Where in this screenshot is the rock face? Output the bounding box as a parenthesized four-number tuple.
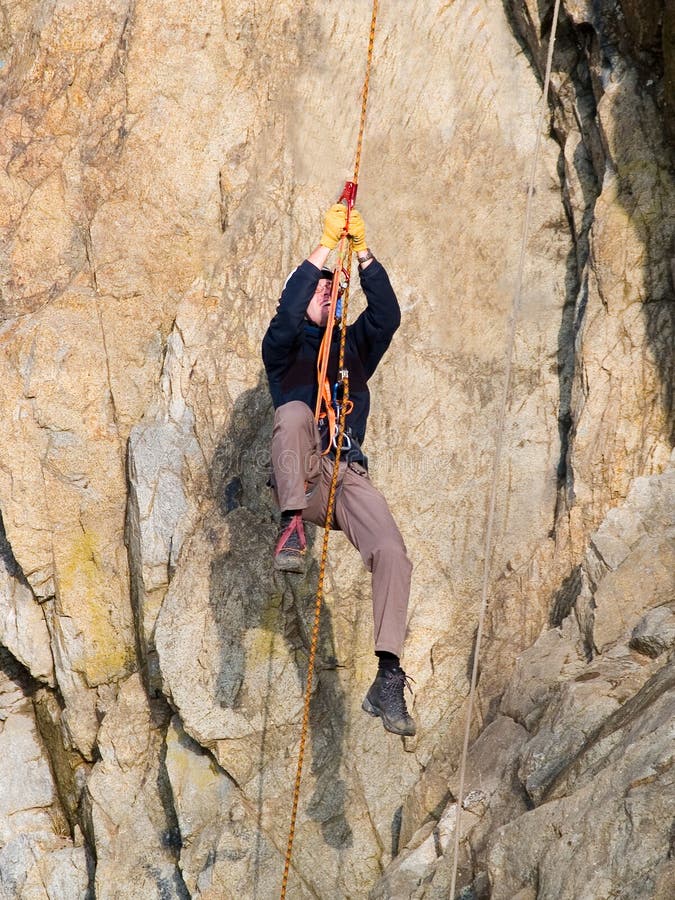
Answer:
(0, 2, 672, 898)
(373, 458, 675, 898)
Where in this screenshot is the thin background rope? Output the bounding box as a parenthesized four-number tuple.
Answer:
(448, 2, 563, 895)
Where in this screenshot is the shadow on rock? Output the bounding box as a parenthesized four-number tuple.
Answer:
(207, 372, 353, 885)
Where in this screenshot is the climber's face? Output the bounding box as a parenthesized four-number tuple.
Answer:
(306, 277, 332, 327)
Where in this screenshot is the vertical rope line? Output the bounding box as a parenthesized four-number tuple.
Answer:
(281, 4, 377, 893)
(448, 3, 562, 897)
(353, 0, 379, 184)
(280, 239, 354, 898)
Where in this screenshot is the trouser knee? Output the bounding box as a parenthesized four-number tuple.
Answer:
(274, 400, 313, 431)
(373, 539, 412, 572)
(271, 402, 319, 507)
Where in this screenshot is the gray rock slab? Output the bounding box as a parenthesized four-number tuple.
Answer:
(593, 534, 675, 653)
(165, 715, 300, 899)
(0, 517, 54, 685)
(85, 674, 187, 900)
(488, 689, 674, 900)
(500, 617, 587, 729)
(630, 604, 675, 658)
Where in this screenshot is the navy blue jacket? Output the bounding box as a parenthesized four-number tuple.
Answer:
(262, 258, 400, 458)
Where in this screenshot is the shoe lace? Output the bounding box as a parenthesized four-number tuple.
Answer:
(382, 668, 415, 717)
(276, 514, 306, 553)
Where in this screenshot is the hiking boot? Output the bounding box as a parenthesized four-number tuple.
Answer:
(273, 512, 306, 573)
(362, 667, 416, 736)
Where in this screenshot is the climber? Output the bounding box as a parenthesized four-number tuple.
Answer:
(261, 203, 416, 737)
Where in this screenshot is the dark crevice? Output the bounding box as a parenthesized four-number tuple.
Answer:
(645, 297, 675, 446)
(77, 784, 98, 898)
(0, 642, 40, 699)
(0, 509, 34, 590)
(391, 805, 403, 858)
(155, 712, 191, 900)
(0, 644, 96, 897)
(33, 688, 96, 899)
(1, 513, 95, 889)
(124, 435, 154, 694)
(504, 1, 604, 525)
(550, 564, 582, 626)
(506, 0, 674, 549)
(32, 688, 90, 830)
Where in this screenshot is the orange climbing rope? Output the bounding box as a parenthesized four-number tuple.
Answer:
(313, 188, 356, 453)
(280, 3, 379, 897)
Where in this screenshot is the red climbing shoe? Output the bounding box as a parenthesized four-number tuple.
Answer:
(362, 667, 416, 736)
(274, 513, 306, 573)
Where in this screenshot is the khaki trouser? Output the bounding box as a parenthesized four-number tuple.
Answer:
(271, 401, 412, 657)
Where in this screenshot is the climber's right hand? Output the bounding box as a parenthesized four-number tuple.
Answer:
(320, 204, 347, 250)
(347, 210, 367, 253)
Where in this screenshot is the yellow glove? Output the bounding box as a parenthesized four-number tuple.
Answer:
(348, 209, 367, 252)
(320, 204, 347, 250)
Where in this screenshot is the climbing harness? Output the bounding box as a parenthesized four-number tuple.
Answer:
(280, 3, 379, 898)
(448, 2, 563, 896)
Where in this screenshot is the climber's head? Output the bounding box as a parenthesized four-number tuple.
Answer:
(306, 267, 334, 327)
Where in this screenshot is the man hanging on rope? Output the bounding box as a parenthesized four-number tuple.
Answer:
(262, 203, 415, 737)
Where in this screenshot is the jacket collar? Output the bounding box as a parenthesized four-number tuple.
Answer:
(303, 320, 341, 346)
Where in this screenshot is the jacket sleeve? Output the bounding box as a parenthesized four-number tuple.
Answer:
(350, 259, 401, 379)
(262, 260, 321, 385)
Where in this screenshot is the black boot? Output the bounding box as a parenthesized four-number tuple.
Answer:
(362, 667, 416, 736)
(273, 512, 306, 573)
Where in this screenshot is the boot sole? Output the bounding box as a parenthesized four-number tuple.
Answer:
(361, 696, 416, 737)
(273, 553, 306, 574)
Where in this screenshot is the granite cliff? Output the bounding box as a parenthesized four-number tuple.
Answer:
(0, 1, 672, 898)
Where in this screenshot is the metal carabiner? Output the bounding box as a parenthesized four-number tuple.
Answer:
(331, 404, 352, 451)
